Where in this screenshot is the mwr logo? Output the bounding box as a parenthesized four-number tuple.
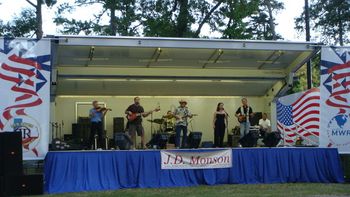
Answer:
(327, 114, 350, 147)
(4, 115, 40, 156)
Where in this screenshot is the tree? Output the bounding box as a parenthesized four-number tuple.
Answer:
(54, 0, 265, 39)
(289, 54, 321, 94)
(0, 9, 37, 38)
(246, 0, 284, 40)
(54, 0, 141, 36)
(208, 0, 260, 39)
(295, 0, 350, 46)
(24, 0, 57, 39)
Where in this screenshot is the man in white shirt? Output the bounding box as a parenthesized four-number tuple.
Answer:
(259, 113, 271, 137)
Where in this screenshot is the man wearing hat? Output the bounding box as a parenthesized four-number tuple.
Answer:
(174, 99, 193, 148)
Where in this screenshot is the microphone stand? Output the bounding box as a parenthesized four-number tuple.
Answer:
(151, 113, 154, 135)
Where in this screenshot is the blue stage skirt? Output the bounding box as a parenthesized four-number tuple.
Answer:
(44, 148, 344, 194)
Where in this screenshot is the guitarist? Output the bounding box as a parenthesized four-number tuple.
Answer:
(125, 97, 154, 149)
(235, 98, 254, 140)
(174, 99, 193, 148)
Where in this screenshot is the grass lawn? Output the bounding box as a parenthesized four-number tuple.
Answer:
(38, 183, 350, 197)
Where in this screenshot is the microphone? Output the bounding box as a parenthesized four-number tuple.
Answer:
(224, 110, 230, 117)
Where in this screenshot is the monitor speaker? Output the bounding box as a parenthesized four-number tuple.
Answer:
(227, 134, 240, 147)
(0, 132, 23, 176)
(147, 133, 168, 149)
(201, 141, 214, 148)
(239, 131, 259, 147)
(263, 132, 281, 147)
(113, 117, 125, 133)
(114, 133, 132, 150)
(188, 132, 202, 148)
(1, 174, 43, 196)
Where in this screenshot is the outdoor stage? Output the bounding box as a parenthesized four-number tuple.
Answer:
(44, 148, 345, 194)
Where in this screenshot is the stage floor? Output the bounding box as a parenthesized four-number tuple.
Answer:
(44, 148, 344, 194)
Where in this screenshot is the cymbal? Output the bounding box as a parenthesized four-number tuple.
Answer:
(163, 114, 175, 119)
(147, 119, 164, 124)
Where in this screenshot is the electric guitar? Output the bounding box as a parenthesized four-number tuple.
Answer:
(237, 112, 255, 123)
(175, 114, 198, 124)
(237, 115, 247, 123)
(127, 107, 160, 121)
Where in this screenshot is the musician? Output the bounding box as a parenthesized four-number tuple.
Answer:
(89, 101, 110, 149)
(213, 102, 228, 147)
(174, 99, 193, 148)
(259, 113, 271, 137)
(125, 97, 153, 149)
(163, 110, 175, 132)
(235, 98, 254, 139)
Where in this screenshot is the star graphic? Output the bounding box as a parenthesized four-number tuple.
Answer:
(323, 73, 333, 94)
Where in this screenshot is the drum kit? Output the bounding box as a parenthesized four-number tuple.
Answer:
(147, 113, 176, 134)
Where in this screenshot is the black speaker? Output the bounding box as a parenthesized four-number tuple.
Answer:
(113, 117, 125, 133)
(2, 174, 43, 196)
(201, 141, 214, 148)
(78, 117, 90, 124)
(250, 112, 262, 126)
(227, 134, 240, 147)
(239, 131, 259, 147)
(147, 133, 168, 149)
(0, 132, 23, 176)
(72, 123, 90, 144)
(188, 132, 202, 148)
(263, 132, 281, 147)
(114, 133, 132, 150)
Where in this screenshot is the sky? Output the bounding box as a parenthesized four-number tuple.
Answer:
(0, 0, 306, 41)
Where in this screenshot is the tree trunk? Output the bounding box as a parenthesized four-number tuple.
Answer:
(109, 0, 117, 36)
(194, 1, 222, 37)
(36, 0, 43, 39)
(176, 0, 189, 37)
(337, 7, 343, 46)
(265, 0, 276, 40)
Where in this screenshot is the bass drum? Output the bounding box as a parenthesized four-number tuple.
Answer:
(163, 118, 175, 133)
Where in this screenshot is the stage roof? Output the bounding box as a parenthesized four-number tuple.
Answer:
(52, 36, 321, 96)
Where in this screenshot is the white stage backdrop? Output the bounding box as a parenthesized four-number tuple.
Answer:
(320, 47, 350, 153)
(0, 38, 51, 160)
(276, 88, 320, 146)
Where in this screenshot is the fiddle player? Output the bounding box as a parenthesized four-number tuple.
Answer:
(89, 100, 111, 149)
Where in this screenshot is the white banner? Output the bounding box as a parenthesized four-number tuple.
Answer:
(320, 47, 350, 153)
(161, 149, 232, 169)
(0, 38, 51, 160)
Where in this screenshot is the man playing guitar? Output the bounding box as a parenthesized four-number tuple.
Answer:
(174, 99, 193, 148)
(235, 98, 254, 140)
(125, 97, 159, 149)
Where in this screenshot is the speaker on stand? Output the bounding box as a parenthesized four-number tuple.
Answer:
(113, 117, 125, 133)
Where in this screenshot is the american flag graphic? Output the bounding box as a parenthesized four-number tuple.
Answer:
(277, 88, 320, 144)
(0, 38, 50, 156)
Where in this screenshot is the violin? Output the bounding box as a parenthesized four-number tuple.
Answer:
(96, 107, 112, 112)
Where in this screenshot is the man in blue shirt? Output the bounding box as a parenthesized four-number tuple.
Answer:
(89, 101, 110, 149)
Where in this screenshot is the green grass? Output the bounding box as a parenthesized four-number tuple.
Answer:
(37, 183, 350, 197)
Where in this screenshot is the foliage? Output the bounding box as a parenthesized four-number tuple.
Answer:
(54, 0, 141, 36)
(295, 0, 350, 46)
(0, 9, 37, 38)
(246, 0, 284, 40)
